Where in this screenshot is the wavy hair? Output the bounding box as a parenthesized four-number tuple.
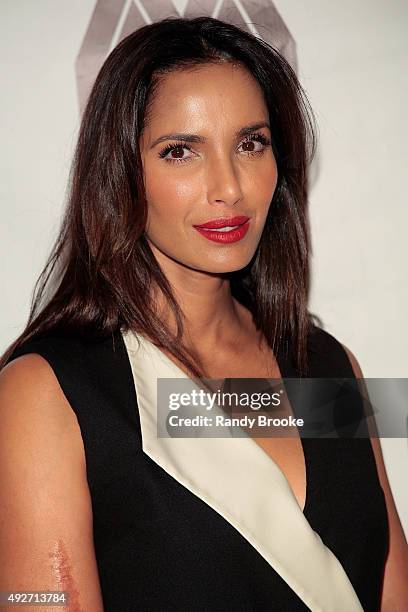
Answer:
(1, 16, 319, 376)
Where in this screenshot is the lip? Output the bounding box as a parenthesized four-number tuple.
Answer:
(193, 215, 249, 229)
(193, 219, 250, 244)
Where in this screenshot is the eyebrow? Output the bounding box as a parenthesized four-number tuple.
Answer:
(149, 121, 271, 149)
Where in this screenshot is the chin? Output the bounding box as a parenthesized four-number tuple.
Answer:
(194, 255, 253, 275)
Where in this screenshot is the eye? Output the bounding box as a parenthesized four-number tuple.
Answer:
(238, 133, 271, 157)
(158, 141, 195, 165)
(158, 132, 272, 165)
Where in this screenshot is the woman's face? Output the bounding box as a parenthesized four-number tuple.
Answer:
(139, 62, 278, 274)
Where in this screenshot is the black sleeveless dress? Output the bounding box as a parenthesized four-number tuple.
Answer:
(6, 325, 389, 611)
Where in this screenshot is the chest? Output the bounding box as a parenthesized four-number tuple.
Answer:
(86, 330, 390, 611)
(198, 342, 308, 511)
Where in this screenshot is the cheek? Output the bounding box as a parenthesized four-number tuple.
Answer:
(246, 158, 278, 209)
(263, 170, 278, 207)
(145, 166, 201, 220)
(266, 158, 279, 200)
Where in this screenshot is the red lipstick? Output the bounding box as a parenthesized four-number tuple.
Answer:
(193, 215, 250, 244)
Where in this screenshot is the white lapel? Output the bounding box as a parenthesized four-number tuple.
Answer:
(122, 329, 363, 612)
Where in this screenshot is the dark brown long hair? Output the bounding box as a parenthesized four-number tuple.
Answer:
(1, 16, 319, 376)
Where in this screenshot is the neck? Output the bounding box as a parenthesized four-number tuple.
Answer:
(148, 241, 252, 354)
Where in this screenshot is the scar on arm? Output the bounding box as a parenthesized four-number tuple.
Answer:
(48, 539, 82, 612)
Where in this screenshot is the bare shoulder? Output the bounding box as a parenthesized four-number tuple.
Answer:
(341, 342, 408, 610)
(0, 353, 86, 457)
(340, 341, 388, 485)
(1, 352, 78, 424)
(340, 344, 364, 378)
(0, 354, 104, 610)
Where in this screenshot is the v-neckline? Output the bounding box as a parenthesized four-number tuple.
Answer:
(121, 328, 363, 611)
(274, 339, 312, 517)
(130, 330, 311, 517)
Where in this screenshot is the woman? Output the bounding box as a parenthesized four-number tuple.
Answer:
(0, 16, 407, 612)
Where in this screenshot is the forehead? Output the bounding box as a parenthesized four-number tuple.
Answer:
(144, 62, 268, 133)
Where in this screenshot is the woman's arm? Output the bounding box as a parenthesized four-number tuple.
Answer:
(0, 354, 104, 612)
(343, 345, 408, 611)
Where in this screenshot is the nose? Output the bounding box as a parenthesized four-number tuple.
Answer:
(206, 153, 244, 207)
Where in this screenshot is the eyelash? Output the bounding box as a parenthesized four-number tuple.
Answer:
(158, 133, 272, 165)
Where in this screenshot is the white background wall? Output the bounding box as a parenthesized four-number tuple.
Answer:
(1, 1, 407, 532)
